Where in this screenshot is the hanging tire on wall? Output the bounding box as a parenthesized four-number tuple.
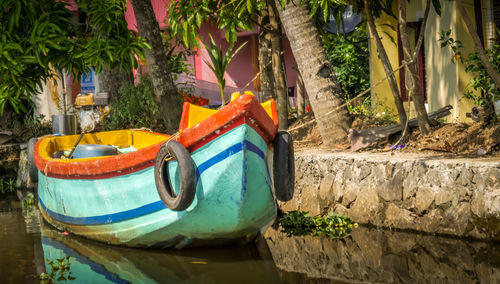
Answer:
(27, 138, 38, 183)
(154, 140, 196, 211)
(273, 131, 295, 201)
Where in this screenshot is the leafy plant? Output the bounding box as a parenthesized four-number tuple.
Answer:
(0, 0, 148, 116)
(0, 178, 16, 195)
(168, 0, 257, 48)
(25, 114, 52, 138)
(22, 193, 34, 210)
(322, 24, 370, 101)
(438, 30, 464, 63)
(439, 30, 500, 111)
(103, 78, 160, 130)
(201, 34, 247, 105)
(39, 256, 75, 283)
(279, 211, 358, 238)
(347, 97, 397, 125)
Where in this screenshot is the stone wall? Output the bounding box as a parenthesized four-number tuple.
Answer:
(280, 150, 500, 240)
(0, 144, 21, 177)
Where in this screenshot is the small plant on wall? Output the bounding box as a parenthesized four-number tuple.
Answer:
(279, 211, 358, 238)
(0, 177, 16, 195)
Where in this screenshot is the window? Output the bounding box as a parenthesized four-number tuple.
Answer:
(397, 21, 427, 102)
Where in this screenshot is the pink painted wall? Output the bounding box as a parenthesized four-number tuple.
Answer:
(124, 0, 299, 101)
(196, 23, 255, 90)
(124, 0, 170, 31)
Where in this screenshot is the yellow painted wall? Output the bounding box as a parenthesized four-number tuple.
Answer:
(369, 2, 400, 120)
(369, 0, 485, 123)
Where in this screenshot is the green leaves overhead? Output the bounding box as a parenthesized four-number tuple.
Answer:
(0, 0, 149, 116)
(74, 0, 149, 73)
(168, 0, 261, 48)
(0, 0, 73, 115)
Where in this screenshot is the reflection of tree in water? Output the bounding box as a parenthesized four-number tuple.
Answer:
(264, 226, 500, 283)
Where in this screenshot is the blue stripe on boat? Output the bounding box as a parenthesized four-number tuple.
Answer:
(39, 139, 266, 225)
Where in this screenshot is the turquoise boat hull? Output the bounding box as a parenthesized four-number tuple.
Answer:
(37, 124, 277, 248)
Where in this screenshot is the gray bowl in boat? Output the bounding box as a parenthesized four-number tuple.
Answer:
(72, 144, 119, 159)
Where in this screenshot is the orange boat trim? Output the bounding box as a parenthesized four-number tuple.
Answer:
(35, 94, 278, 179)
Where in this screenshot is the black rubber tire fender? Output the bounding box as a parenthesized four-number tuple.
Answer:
(273, 131, 295, 201)
(27, 138, 38, 183)
(154, 140, 196, 211)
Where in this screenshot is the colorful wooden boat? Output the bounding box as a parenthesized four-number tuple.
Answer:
(34, 93, 294, 248)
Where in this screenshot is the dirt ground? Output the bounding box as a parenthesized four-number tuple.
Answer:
(289, 113, 500, 157)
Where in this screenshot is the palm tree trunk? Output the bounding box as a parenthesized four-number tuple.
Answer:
(275, 0, 351, 146)
(364, 0, 407, 126)
(131, 0, 181, 132)
(258, 4, 275, 102)
(269, 1, 288, 129)
(399, 0, 430, 134)
(296, 68, 305, 117)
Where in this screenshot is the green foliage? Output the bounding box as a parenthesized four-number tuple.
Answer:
(279, 211, 358, 238)
(0, 178, 16, 195)
(201, 34, 247, 104)
(24, 114, 53, 138)
(438, 30, 464, 63)
(161, 26, 196, 78)
(22, 193, 34, 210)
(0, 0, 148, 116)
(10, 113, 52, 142)
(0, 0, 73, 115)
(439, 30, 500, 106)
(168, 0, 259, 48)
(348, 97, 397, 124)
(39, 256, 76, 283)
(74, 0, 149, 74)
(322, 25, 370, 100)
(103, 78, 160, 130)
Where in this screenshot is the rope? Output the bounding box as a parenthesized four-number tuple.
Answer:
(0, 159, 20, 163)
(163, 138, 175, 162)
(394, 61, 414, 146)
(288, 59, 413, 132)
(239, 51, 285, 93)
(43, 160, 53, 199)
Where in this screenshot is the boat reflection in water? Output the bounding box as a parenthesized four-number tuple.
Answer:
(40, 222, 281, 283)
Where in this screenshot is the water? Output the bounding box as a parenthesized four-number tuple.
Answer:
(1, 200, 500, 283)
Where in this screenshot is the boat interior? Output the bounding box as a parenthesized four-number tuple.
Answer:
(37, 92, 277, 161)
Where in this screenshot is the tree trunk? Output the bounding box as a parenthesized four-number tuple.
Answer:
(456, 0, 498, 123)
(399, 0, 430, 134)
(275, 0, 351, 146)
(98, 67, 132, 99)
(296, 68, 305, 117)
(131, 0, 181, 132)
(258, 4, 275, 102)
(364, 0, 407, 126)
(269, 1, 288, 130)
